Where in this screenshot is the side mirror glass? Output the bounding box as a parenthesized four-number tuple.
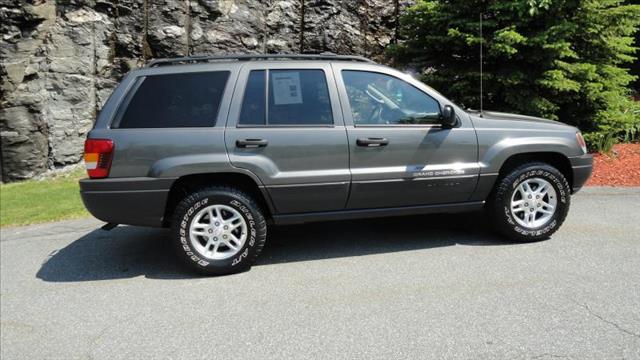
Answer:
(441, 105, 457, 128)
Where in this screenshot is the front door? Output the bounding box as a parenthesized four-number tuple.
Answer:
(225, 62, 350, 214)
(333, 65, 479, 209)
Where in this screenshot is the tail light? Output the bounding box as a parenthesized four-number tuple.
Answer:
(576, 132, 587, 154)
(84, 139, 114, 178)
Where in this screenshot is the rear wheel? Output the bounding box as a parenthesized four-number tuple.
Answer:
(488, 162, 571, 242)
(171, 186, 267, 275)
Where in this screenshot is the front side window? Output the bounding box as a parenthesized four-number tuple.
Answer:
(342, 70, 441, 125)
(238, 69, 333, 126)
(117, 71, 229, 128)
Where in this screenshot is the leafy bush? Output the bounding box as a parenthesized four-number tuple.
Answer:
(584, 132, 618, 153)
(389, 0, 640, 151)
(585, 97, 640, 152)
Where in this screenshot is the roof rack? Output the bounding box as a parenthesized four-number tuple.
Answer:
(146, 53, 376, 67)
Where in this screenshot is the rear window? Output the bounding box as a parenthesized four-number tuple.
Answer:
(116, 71, 230, 128)
(238, 69, 333, 126)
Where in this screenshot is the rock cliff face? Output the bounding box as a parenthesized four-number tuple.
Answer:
(0, 0, 406, 182)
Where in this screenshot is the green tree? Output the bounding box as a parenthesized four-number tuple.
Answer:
(630, 0, 640, 96)
(389, 0, 640, 149)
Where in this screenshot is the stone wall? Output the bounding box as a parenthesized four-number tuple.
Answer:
(0, 0, 406, 182)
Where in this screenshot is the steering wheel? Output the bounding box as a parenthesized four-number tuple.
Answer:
(365, 89, 386, 124)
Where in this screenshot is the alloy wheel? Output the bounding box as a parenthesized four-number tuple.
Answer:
(510, 178, 558, 229)
(189, 204, 248, 260)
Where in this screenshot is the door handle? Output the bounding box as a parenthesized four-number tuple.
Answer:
(356, 137, 389, 147)
(236, 139, 268, 148)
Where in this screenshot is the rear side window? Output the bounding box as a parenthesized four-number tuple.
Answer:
(239, 70, 266, 125)
(116, 71, 230, 128)
(238, 69, 333, 126)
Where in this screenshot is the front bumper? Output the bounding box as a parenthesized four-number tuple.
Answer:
(79, 177, 175, 227)
(569, 154, 593, 193)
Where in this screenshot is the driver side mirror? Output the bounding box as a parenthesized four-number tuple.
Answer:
(441, 105, 457, 128)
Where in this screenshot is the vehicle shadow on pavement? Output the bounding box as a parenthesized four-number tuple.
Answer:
(37, 212, 516, 282)
(259, 212, 512, 265)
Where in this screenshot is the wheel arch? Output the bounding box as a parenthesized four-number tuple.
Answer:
(497, 152, 573, 190)
(478, 134, 578, 192)
(473, 151, 575, 202)
(162, 172, 275, 227)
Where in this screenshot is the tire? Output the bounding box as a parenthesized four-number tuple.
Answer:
(171, 186, 267, 275)
(488, 162, 571, 242)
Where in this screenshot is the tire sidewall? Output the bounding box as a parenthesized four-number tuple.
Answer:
(174, 192, 263, 272)
(500, 166, 570, 239)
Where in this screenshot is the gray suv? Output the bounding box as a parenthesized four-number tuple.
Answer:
(80, 54, 593, 275)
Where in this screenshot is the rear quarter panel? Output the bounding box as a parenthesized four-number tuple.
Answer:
(81, 64, 253, 227)
(91, 63, 243, 179)
(90, 128, 231, 178)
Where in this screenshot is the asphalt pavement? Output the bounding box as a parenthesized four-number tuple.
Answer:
(1, 187, 639, 359)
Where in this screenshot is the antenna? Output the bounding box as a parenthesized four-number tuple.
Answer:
(479, 13, 484, 117)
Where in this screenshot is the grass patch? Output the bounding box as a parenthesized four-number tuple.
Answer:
(0, 169, 89, 227)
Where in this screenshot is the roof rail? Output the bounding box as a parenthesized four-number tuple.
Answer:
(146, 53, 376, 67)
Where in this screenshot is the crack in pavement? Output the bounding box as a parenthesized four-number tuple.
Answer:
(531, 353, 571, 359)
(570, 299, 640, 339)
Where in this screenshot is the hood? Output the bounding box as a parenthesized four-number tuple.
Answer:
(466, 109, 562, 126)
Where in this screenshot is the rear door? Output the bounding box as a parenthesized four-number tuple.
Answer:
(333, 63, 479, 209)
(225, 62, 350, 214)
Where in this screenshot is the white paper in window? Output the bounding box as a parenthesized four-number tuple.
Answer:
(271, 72, 303, 105)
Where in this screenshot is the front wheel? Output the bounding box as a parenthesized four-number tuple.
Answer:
(171, 186, 267, 275)
(488, 162, 571, 242)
